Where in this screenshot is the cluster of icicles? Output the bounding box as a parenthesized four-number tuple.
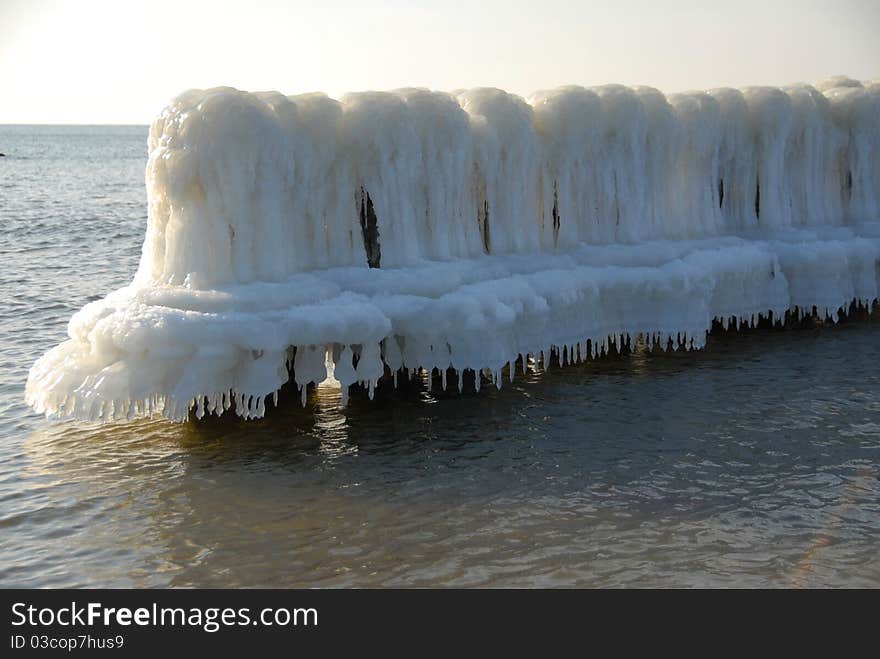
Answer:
(26, 76, 880, 422)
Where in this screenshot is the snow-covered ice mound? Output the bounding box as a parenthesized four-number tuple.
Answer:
(26, 79, 880, 422)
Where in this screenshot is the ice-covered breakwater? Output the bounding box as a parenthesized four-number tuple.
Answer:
(26, 77, 880, 422)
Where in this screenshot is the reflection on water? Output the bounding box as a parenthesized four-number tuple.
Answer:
(5, 321, 880, 588)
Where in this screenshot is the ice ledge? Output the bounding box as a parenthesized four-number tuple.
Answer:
(25, 228, 880, 423)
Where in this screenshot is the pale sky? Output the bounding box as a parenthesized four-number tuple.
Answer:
(1, 0, 877, 124)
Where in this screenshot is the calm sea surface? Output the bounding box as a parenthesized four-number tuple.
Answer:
(0, 125, 878, 587)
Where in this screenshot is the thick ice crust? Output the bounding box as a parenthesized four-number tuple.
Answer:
(26, 78, 880, 422)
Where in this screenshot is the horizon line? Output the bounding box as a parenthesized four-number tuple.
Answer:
(0, 122, 150, 127)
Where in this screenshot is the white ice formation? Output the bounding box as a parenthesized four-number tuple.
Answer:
(26, 78, 880, 422)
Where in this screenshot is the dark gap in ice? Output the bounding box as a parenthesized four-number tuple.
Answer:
(478, 198, 491, 254)
(552, 180, 560, 246)
(754, 180, 761, 219)
(613, 171, 621, 226)
(358, 187, 381, 268)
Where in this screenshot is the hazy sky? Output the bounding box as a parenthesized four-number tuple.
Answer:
(1, 0, 877, 124)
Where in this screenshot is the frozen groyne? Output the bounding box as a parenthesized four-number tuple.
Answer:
(26, 78, 880, 422)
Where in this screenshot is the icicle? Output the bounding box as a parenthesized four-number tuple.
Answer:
(333, 345, 357, 406)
